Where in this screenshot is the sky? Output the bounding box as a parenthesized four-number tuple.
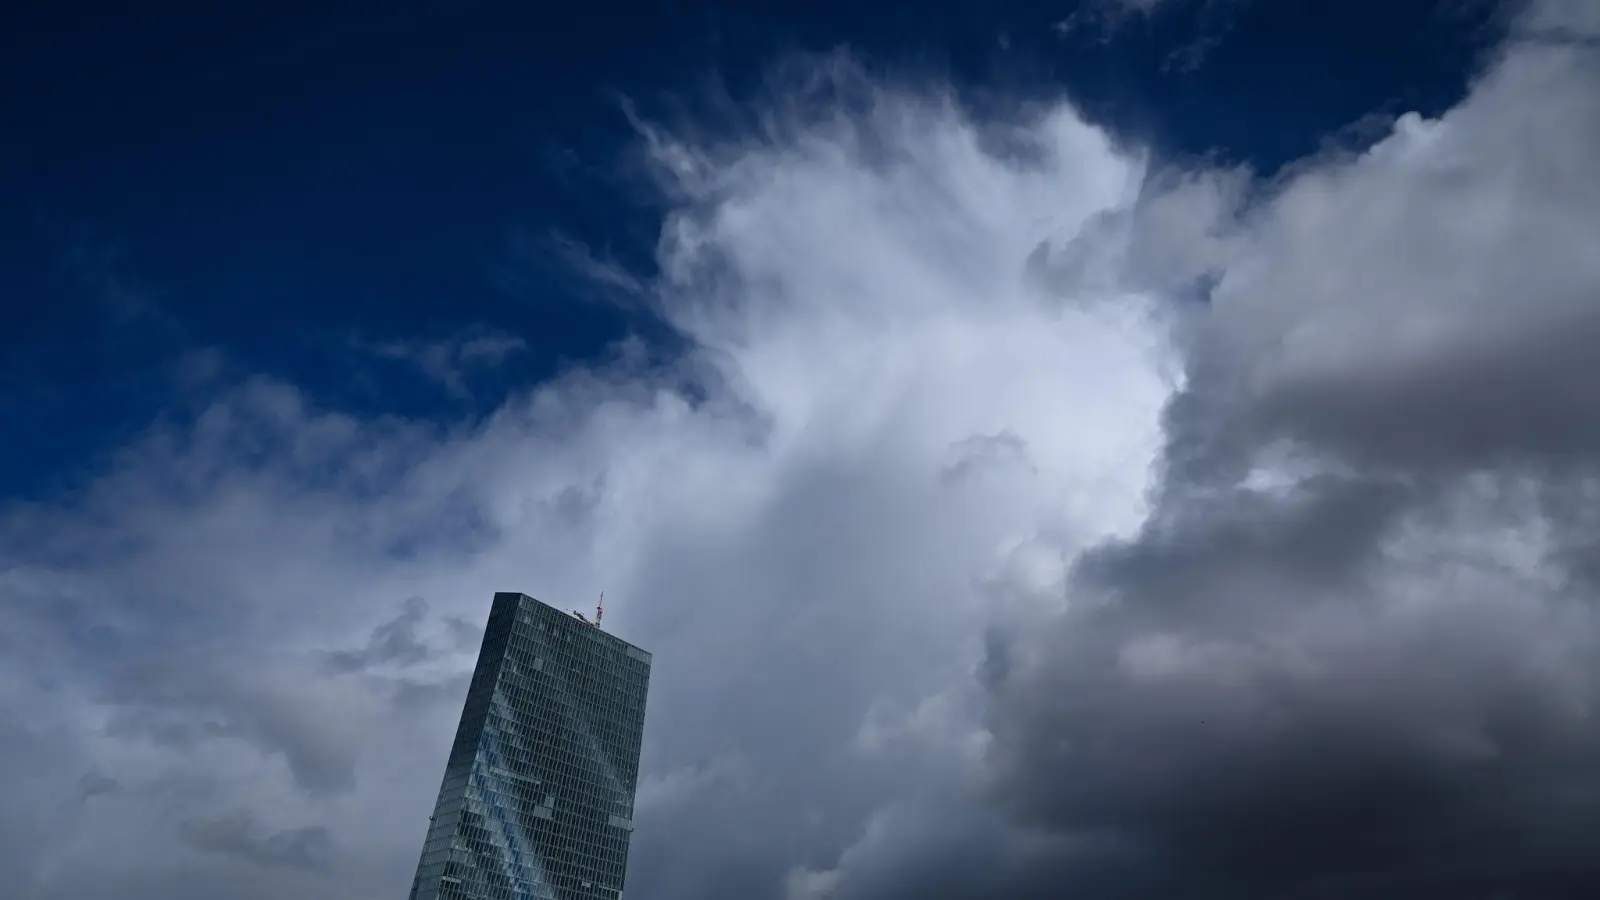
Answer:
(3, 0, 1599, 898)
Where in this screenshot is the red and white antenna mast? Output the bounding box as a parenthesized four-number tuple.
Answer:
(595, 591, 605, 629)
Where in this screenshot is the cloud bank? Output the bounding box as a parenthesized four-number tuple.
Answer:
(3, 3, 1599, 898)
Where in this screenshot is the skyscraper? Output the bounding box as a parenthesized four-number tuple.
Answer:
(407, 592, 652, 900)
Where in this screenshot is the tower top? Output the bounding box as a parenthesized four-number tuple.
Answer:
(572, 591, 604, 629)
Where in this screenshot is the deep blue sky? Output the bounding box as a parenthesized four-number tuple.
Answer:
(2, 0, 1503, 501)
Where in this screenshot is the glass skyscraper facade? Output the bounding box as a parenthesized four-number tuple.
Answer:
(407, 592, 652, 900)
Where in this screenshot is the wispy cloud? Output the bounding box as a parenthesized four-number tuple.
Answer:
(496, 228, 653, 311)
(350, 326, 527, 400)
(1055, 0, 1248, 71)
(1055, 0, 1180, 38)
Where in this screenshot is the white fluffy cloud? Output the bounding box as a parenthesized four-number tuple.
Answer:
(1, 62, 1175, 900)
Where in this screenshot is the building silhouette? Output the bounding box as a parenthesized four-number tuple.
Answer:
(407, 592, 652, 900)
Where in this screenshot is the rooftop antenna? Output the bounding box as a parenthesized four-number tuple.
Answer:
(572, 592, 604, 628)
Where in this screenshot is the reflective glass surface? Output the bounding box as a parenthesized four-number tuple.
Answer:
(407, 593, 652, 900)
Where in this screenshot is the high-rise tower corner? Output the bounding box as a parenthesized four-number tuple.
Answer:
(407, 592, 652, 900)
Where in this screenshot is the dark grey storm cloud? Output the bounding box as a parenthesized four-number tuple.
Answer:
(325, 596, 434, 673)
(76, 770, 122, 803)
(948, 4, 1600, 898)
(180, 812, 335, 874)
(2, 3, 1598, 899)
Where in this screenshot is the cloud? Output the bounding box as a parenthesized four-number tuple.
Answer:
(352, 326, 527, 399)
(179, 811, 335, 874)
(1058, 0, 1173, 29)
(99, 654, 369, 795)
(1054, 0, 1208, 35)
(940, 430, 1036, 484)
(499, 229, 653, 308)
(2, 3, 1598, 898)
(1055, 0, 1247, 71)
(324, 596, 437, 673)
(636, 751, 754, 812)
(785, 864, 842, 900)
(0, 59, 1169, 898)
(963, 3, 1600, 897)
(77, 770, 122, 803)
